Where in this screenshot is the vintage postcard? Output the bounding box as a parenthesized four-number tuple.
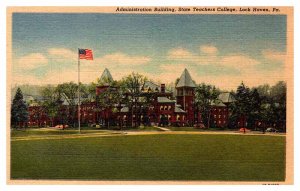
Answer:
(6, 6, 293, 184)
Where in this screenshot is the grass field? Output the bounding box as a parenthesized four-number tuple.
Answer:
(11, 133, 285, 181)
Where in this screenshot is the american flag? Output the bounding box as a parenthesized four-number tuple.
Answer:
(79, 49, 93, 60)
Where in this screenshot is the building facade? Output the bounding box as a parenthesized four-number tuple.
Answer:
(26, 68, 233, 128)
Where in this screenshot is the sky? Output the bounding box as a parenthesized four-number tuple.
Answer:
(11, 13, 287, 90)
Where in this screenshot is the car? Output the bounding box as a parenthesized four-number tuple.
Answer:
(239, 128, 251, 132)
(54, 124, 69, 129)
(266, 128, 278, 132)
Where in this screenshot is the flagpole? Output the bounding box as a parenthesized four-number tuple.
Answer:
(78, 48, 81, 133)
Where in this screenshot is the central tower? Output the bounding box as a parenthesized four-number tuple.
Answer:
(176, 69, 196, 125)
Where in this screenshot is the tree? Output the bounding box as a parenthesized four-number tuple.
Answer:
(231, 82, 262, 130)
(255, 81, 286, 132)
(56, 82, 78, 126)
(195, 83, 220, 128)
(96, 80, 122, 129)
(268, 81, 286, 131)
(86, 82, 97, 102)
(248, 88, 261, 128)
(120, 72, 147, 127)
(41, 85, 60, 127)
(11, 88, 29, 128)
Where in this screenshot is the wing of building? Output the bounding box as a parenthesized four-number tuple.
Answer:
(24, 68, 234, 128)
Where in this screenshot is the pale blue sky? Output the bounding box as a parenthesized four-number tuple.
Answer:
(12, 13, 287, 90)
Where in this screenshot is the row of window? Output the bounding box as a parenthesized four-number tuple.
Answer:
(82, 106, 95, 110)
(213, 114, 227, 119)
(214, 120, 227, 125)
(160, 105, 172, 111)
(121, 114, 185, 121)
(212, 108, 227, 112)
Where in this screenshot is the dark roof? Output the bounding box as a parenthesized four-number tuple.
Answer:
(142, 81, 171, 93)
(218, 92, 235, 103)
(176, 68, 196, 88)
(120, 107, 129, 113)
(157, 97, 175, 103)
(175, 106, 186, 113)
(100, 68, 113, 82)
(210, 100, 226, 107)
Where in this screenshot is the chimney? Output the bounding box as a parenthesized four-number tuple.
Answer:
(161, 84, 165, 93)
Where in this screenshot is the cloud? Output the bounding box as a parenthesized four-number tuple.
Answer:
(48, 48, 77, 61)
(167, 48, 217, 64)
(262, 50, 286, 63)
(220, 54, 260, 69)
(167, 48, 195, 60)
(200, 45, 218, 55)
(155, 63, 198, 83)
(167, 46, 259, 72)
(12, 46, 287, 91)
(12, 68, 98, 85)
(17, 53, 48, 70)
(94, 52, 151, 65)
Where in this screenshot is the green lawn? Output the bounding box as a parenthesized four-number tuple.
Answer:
(11, 126, 162, 137)
(10, 129, 108, 137)
(11, 134, 285, 181)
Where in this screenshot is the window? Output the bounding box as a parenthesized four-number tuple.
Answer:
(164, 106, 168, 110)
(219, 115, 221, 119)
(168, 105, 171, 110)
(177, 114, 180, 120)
(214, 115, 217, 118)
(218, 120, 221, 124)
(160, 106, 163, 110)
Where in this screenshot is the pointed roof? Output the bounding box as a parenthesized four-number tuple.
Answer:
(218, 92, 235, 104)
(176, 68, 196, 88)
(100, 68, 113, 82)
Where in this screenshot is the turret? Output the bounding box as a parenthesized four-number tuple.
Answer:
(176, 69, 196, 124)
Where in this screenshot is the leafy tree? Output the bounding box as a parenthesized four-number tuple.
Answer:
(230, 82, 262, 130)
(254, 81, 286, 131)
(96, 80, 122, 129)
(41, 85, 60, 127)
(247, 88, 261, 128)
(120, 72, 147, 127)
(195, 83, 220, 128)
(269, 81, 286, 131)
(56, 82, 78, 125)
(86, 82, 97, 102)
(11, 88, 29, 128)
(230, 82, 252, 129)
(31, 106, 44, 127)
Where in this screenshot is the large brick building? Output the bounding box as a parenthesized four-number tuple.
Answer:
(25, 68, 234, 128)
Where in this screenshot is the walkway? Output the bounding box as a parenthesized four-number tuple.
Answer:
(11, 129, 286, 142)
(155, 126, 171, 131)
